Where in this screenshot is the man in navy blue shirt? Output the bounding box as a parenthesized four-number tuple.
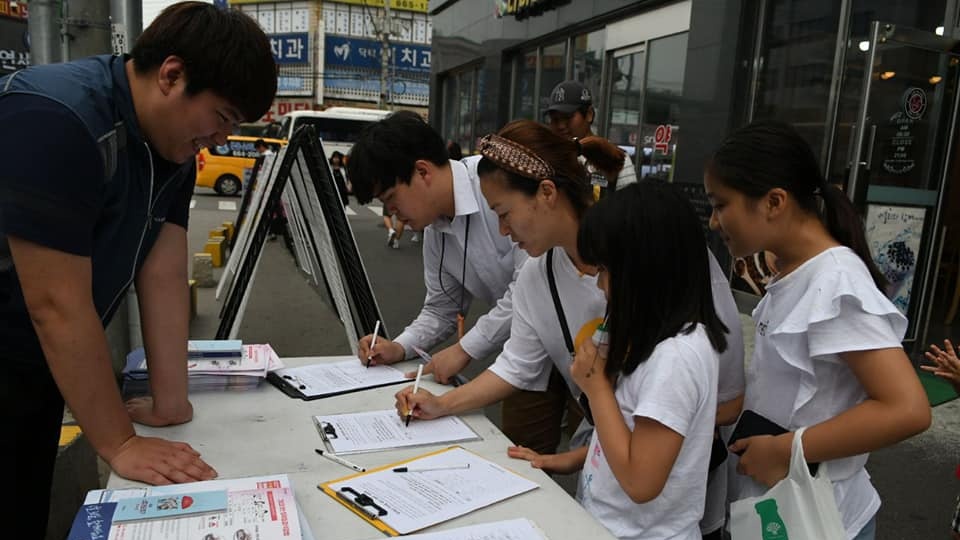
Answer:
(0, 2, 276, 535)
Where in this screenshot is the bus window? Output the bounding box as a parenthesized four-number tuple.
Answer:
(291, 117, 372, 143)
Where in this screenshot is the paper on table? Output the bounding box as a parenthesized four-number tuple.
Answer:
(314, 410, 480, 454)
(325, 447, 538, 535)
(273, 358, 407, 398)
(386, 519, 549, 540)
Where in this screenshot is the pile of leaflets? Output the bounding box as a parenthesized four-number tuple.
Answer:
(68, 474, 309, 540)
(122, 341, 283, 397)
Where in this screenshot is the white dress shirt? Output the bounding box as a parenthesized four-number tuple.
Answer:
(393, 156, 528, 361)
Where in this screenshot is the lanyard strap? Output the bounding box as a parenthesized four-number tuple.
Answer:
(546, 248, 575, 354)
(439, 214, 471, 318)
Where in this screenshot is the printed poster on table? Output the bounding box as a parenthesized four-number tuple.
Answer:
(864, 204, 926, 321)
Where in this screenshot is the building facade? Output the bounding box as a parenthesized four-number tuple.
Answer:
(428, 0, 960, 357)
(232, 0, 432, 125)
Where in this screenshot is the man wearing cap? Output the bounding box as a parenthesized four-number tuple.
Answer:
(544, 80, 637, 197)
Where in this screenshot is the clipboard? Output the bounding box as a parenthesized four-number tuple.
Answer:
(314, 410, 482, 455)
(317, 446, 539, 536)
(266, 360, 411, 400)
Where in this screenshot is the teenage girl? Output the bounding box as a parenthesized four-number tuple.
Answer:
(705, 121, 930, 539)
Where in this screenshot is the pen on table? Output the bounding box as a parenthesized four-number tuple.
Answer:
(315, 448, 366, 472)
(366, 320, 381, 368)
(392, 464, 471, 473)
(405, 363, 424, 427)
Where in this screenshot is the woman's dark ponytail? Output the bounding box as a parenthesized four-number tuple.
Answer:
(820, 183, 888, 291)
(707, 121, 887, 292)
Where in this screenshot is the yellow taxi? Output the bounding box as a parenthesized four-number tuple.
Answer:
(195, 136, 284, 196)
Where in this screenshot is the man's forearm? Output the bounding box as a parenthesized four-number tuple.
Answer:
(34, 307, 136, 462)
(136, 272, 190, 420)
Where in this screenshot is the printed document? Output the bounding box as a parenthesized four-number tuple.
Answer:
(272, 357, 407, 398)
(314, 409, 479, 454)
(324, 447, 538, 535)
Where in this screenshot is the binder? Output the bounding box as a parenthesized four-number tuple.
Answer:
(318, 446, 539, 536)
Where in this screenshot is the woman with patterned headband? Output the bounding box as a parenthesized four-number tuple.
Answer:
(395, 119, 623, 457)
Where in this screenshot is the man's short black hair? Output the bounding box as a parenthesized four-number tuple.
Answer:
(254, 138, 267, 148)
(131, 1, 277, 122)
(346, 110, 448, 204)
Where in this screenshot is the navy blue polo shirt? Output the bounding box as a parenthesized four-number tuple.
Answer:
(0, 93, 194, 364)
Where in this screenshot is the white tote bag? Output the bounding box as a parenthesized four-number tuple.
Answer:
(729, 427, 847, 540)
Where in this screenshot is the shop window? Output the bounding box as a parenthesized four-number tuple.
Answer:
(457, 69, 475, 153)
(751, 0, 842, 162)
(513, 50, 537, 120)
(826, 0, 947, 184)
(539, 42, 568, 119)
(572, 29, 605, 115)
(607, 46, 645, 168)
(639, 32, 686, 182)
(442, 75, 457, 145)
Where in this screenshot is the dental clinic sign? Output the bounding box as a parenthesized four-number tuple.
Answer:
(324, 36, 431, 73)
(270, 33, 309, 64)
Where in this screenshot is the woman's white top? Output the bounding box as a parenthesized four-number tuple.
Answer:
(732, 246, 907, 538)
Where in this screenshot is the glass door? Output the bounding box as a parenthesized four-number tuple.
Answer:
(847, 21, 960, 348)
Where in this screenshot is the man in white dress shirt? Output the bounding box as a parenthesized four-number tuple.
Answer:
(347, 111, 527, 384)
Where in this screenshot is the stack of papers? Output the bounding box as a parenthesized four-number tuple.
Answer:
(122, 342, 284, 397)
(69, 474, 308, 540)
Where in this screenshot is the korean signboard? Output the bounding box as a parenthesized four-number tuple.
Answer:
(270, 33, 309, 64)
(324, 35, 431, 73)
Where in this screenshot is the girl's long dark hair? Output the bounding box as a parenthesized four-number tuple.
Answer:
(706, 121, 887, 292)
(578, 183, 728, 377)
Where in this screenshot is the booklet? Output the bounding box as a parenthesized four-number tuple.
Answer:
(314, 409, 480, 454)
(75, 475, 303, 540)
(112, 490, 228, 521)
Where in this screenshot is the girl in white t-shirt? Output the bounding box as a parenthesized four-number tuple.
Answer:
(704, 121, 931, 540)
(511, 182, 729, 540)
(394, 120, 626, 452)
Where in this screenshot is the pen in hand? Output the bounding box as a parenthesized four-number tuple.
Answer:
(406, 363, 423, 427)
(367, 320, 381, 368)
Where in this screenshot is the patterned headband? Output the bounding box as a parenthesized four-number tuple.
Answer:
(478, 133, 555, 180)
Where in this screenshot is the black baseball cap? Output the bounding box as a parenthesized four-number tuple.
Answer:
(545, 80, 593, 114)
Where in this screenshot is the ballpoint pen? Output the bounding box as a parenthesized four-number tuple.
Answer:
(366, 320, 381, 368)
(405, 363, 423, 427)
(392, 464, 471, 473)
(315, 448, 366, 472)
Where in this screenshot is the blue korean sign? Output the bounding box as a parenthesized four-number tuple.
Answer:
(271, 33, 309, 64)
(324, 36, 431, 73)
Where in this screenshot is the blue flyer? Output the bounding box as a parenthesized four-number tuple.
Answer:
(111, 490, 228, 522)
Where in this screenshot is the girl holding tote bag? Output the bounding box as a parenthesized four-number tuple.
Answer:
(704, 121, 931, 539)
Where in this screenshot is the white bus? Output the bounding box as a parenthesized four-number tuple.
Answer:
(278, 107, 391, 159)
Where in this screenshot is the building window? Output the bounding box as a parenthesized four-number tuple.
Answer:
(440, 65, 483, 154)
(572, 28, 605, 115)
(512, 50, 537, 120)
(607, 45, 645, 167)
(539, 41, 568, 119)
(750, 0, 843, 163)
(640, 32, 686, 181)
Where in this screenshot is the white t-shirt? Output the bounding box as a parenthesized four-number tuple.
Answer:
(578, 325, 720, 540)
(701, 250, 746, 534)
(488, 248, 606, 397)
(730, 246, 907, 538)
